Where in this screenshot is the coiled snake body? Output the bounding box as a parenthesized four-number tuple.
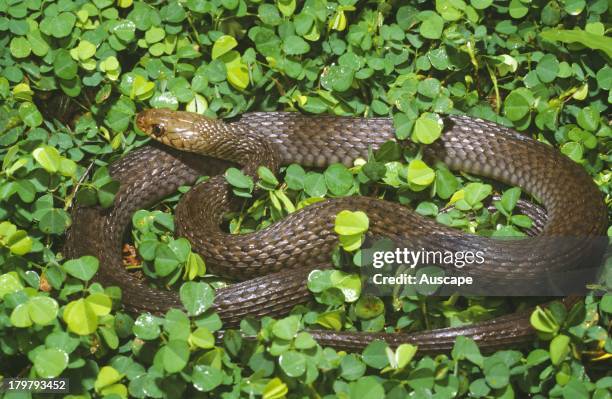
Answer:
(65, 110, 607, 354)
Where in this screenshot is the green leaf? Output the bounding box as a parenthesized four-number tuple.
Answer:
(145, 27, 165, 44)
(536, 54, 559, 83)
(10, 303, 32, 327)
(435, 167, 458, 199)
(307, 269, 333, 293)
(561, 141, 583, 162)
(59, 158, 77, 177)
(212, 35, 238, 59)
(335, 210, 369, 236)
(100, 327, 119, 350)
(100, 56, 120, 72)
(225, 167, 254, 189)
(155, 244, 181, 276)
(304, 172, 327, 197)
(95, 366, 123, 393)
(189, 327, 215, 349)
(500, 187, 521, 213)
(407, 159, 435, 186)
(452, 336, 484, 366)
(34, 348, 68, 378)
(484, 360, 510, 389)
(279, 351, 306, 377)
(341, 354, 366, 380)
(322, 65, 354, 92)
(130, 75, 155, 100)
(63, 298, 98, 335)
(418, 78, 441, 98)
(6, 229, 33, 255)
(28, 296, 59, 325)
(469, 378, 491, 397)
(283, 35, 310, 55)
(330, 270, 361, 303)
(272, 315, 300, 340)
(113, 19, 136, 42)
(394, 112, 414, 140)
(464, 183, 492, 206)
(407, 367, 435, 390)
(53, 49, 78, 80)
(563, 0, 586, 14)
(38, 208, 71, 234)
(74, 40, 97, 60)
(562, 378, 589, 399)
(180, 282, 214, 316)
(363, 160, 386, 181)
(550, 334, 571, 365)
(596, 66, 611, 90)
(164, 309, 190, 341)
(395, 344, 418, 369)
(508, 0, 528, 18)
(185, 251, 206, 280)
(33, 145, 61, 173)
(0, 273, 23, 298)
(285, 164, 306, 190)
(419, 12, 444, 39)
(413, 113, 442, 144)
(511, 214, 533, 228)
(63, 256, 99, 281)
(504, 90, 531, 121)
(576, 106, 600, 132)
(258, 4, 282, 25)
(530, 306, 560, 334)
(339, 233, 364, 252)
(471, 0, 493, 9)
(162, 340, 190, 373)
(600, 294, 612, 313)
(186, 94, 209, 114)
(526, 349, 550, 366)
(277, 0, 296, 17)
(262, 377, 288, 399)
(350, 376, 385, 399)
(85, 293, 112, 317)
(324, 164, 353, 195)
(134, 313, 161, 340)
(315, 310, 343, 330)
(27, 29, 49, 56)
(362, 340, 390, 369)
(355, 295, 385, 319)
(40, 12, 76, 38)
(294, 332, 317, 349)
(192, 365, 223, 392)
(540, 28, 612, 58)
(223, 51, 250, 90)
(10, 36, 31, 58)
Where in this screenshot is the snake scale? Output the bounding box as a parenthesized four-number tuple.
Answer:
(64, 109, 607, 354)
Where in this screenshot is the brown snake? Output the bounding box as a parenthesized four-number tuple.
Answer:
(64, 109, 607, 354)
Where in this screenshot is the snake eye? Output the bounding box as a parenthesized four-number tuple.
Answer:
(151, 124, 165, 137)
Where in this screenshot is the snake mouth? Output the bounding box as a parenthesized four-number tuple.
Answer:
(135, 111, 153, 136)
(136, 110, 172, 143)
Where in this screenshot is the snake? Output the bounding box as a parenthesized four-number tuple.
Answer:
(64, 109, 607, 355)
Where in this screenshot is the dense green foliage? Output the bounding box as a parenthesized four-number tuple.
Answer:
(0, 0, 611, 398)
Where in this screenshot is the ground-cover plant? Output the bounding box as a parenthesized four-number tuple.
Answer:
(0, 0, 610, 398)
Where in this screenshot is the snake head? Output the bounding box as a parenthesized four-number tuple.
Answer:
(136, 109, 263, 163)
(136, 109, 208, 151)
